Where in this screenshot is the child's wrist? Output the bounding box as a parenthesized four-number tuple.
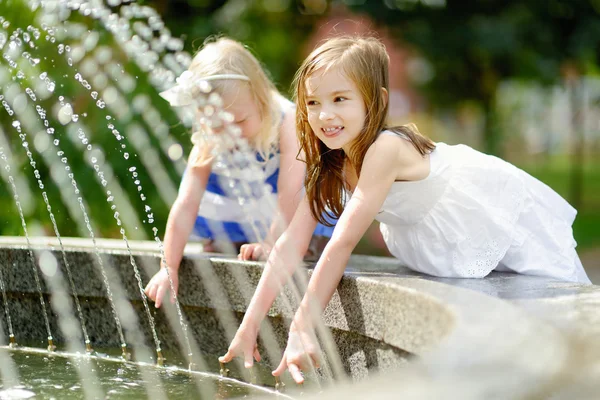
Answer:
(161, 259, 179, 271)
(240, 317, 260, 335)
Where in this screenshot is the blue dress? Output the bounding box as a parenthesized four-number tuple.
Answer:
(192, 106, 336, 244)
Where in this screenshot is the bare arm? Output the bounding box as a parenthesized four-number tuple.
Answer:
(219, 194, 317, 366)
(239, 107, 305, 260)
(162, 145, 212, 270)
(241, 196, 317, 331)
(269, 107, 305, 243)
(290, 135, 411, 331)
(145, 144, 212, 307)
(277, 107, 305, 223)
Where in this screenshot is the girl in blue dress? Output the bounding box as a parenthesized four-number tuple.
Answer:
(144, 37, 334, 308)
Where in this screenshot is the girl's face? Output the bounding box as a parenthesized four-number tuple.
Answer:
(304, 67, 366, 153)
(202, 84, 262, 142)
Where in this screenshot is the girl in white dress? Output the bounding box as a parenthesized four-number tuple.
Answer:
(219, 36, 591, 383)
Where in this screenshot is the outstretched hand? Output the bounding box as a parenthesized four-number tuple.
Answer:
(272, 329, 321, 384)
(144, 266, 179, 308)
(219, 325, 261, 368)
(238, 243, 269, 261)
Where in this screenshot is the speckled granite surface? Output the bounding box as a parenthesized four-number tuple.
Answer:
(1, 236, 599, 396)
(0, 237, 417, 382)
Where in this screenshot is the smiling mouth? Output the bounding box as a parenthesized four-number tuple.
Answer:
(321, 126, 344, 137)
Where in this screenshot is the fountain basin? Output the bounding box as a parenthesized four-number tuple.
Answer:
(1, 236, 600, 399)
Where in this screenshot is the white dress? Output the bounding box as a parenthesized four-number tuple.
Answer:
(375, 131, 591, 284)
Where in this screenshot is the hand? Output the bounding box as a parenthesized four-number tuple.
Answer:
(238, 243, 270, 261)
(219, 324, 262, 368)
(272, 328, 321, 384)
(188, 141, 216, 169)
(144, 265, 179, 308)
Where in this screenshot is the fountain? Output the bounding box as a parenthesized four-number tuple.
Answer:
(2, 0, 600, 399)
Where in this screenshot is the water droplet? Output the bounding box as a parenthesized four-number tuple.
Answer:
(123, 153, 129, 159)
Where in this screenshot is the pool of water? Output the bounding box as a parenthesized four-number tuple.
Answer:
(0, 347, 283, 399)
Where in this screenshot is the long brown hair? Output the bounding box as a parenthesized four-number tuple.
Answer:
(293, 36, 435, 226)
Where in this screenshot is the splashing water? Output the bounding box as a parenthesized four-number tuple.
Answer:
(0, 0, 347, 397)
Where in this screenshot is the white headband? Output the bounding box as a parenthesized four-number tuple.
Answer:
(159, 70, 250, 107)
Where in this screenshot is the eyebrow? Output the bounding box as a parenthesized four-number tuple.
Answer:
(306, 89, 353, 99)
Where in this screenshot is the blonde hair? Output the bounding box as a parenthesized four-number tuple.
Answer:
(293, 36, 436, 225)
(189, 37, 282, 160)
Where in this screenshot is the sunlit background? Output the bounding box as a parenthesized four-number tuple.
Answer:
(1, 0, 599, 279)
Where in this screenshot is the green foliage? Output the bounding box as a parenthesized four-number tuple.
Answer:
(0, 1, 186, 239)
(156, 0, 325, 95)
(349, 0, 600, 153)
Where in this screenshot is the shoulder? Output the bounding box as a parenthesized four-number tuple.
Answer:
(362, 130, 426, 180)
(365, 131, 409, 163)
(277, 98, 298, 152)
(280, 105, 296, 133)
(278, 97, 296, 133)
(361, 133, 403, 177)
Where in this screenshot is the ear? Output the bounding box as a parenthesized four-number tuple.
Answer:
(381, 87, 389, 108)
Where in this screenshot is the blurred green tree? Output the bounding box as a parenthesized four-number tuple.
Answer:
(349, 0, 600, 156)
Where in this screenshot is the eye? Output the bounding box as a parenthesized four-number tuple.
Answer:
(306, 100, 318, 106)
(334, 96, 347, 102)
(234, 118, 247, 124)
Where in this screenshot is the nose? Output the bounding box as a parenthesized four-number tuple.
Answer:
(319, 108, 335, 121)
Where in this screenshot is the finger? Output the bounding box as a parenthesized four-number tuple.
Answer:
(239, 245, 248, 260)
(272, 357, 287, 377)
(251, 246, 264, 261)
(244, 349, 254, 369)
(253, 347, 262, 362)
(288, 363, 304, 384)
(310, 353, 321, 369)
(146, 283, 157, 302)
(144, 282, 153, 299)
(155, 284, 166, 309)
(241, 245, 252, 261)
(218, 350, 233, 364)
